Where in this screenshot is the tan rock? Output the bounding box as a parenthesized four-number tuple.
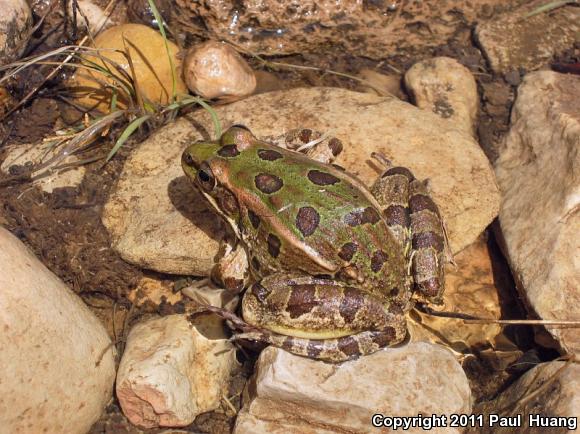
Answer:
(172, 0, 524, 59)
(358, 69, 404, 99)
(235, 343, 471, 434)
(116, 314, 237, 428)
(0, 227, 116, 433)
(0, 0, 31, 66)
(475, 1, 580, 74)
(182, 41, 257, 100)
(103, 87, 499, 274)
(0, 142, 85, 193)
(494, 71, 580, 354)
(69, 24, 188, 112)
(473, 361, 579, 433)
(405, 57, 478, 137)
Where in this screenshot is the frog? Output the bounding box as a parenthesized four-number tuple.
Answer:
(181, 125, 447, 363)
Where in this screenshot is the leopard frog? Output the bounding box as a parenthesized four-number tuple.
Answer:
(182, 126, 446, 362)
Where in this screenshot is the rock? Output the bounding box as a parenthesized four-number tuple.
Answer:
(494, 71, 580, 354)
(0, 227, 116, 433)
(475, 1, 580, 74)
(358, 69, 404, 99)
(234, 343, 471, 434)
(127, 0, 170, 28)
(116, 314, 237, 428)
(129, 276, 183, 306)
(405, 57, 478, 137)
(171, 0, 518, 59)
(0, 0, 32, 66)
(182, 41, 257, 101)
(67, 0, 119, 35)
(102, 87, 499, 274)
(473, 361, 579, 433)
(0, 142, 85, 193)
(69, 23, 188, 112)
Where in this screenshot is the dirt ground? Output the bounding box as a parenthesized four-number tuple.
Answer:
(0, 3, 573, 433)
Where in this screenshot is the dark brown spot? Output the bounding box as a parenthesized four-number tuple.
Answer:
(298, 129, 313, 143)
(370, 250, 388, 272)
(332, 163, 346, 171)
(258, 149, 283, 161)
(251, 282, 269, 302)
(338, 242, 358, 261)
(328, 138, 343, 156)
(314, 274, 332, 280)
(267, 233, 281, 258)
(389, 287, 401, 298)
(337, 336, 360, 357)
(382, 166, 415, 180)
(282, 336, 295, 351)
(251, 256, 261, 272)
(255, 173, 283, 194)
(371, 328, 397, 347)
(223, 277, 244, 293)
(247, 210, 260, 229)
(307, 341, 323, 358)
(409, 194, 439, 215)
(219, 190, 238, 215)
(344, 207, 380, 227)
(339, 287, 365, 323)
(416, 277, 442, 298)
(287, 284, 317, 318)
(296, 206, 320, 237)
(217, 144, 240, 157)
(412, 231, 444, 251)
(307, 170, 340, 186)
(384, 205, 410, 227)
(362, 207, 381, 224)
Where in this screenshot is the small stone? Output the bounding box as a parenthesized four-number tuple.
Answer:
(405, 57, 478, 137)
(0, 227, 116, 433)
(67, 0, 119, 35)
(68, 24, 188, 112)
(475, 2, 580, 74)
(0, 142, 85, 193)
(0, 0, 32, 66)
(182, 41, 257, 101)
(495, 71, 580, 354)
(116, 315, 237, 428)
(473, 361, 579, 433)
(235, 343, 471, 433)
(504, 70, 521, 86)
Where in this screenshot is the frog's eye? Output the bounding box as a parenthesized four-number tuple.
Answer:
(197, 162, 216, 191)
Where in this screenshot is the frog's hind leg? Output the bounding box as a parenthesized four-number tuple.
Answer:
(233, 329, 406, 363)
(370, 156, 446, 305)
(267, 128, 343, 164)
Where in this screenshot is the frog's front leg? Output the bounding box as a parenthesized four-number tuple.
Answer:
(267, 129, 343, 164)
(239, 274, 408, 362)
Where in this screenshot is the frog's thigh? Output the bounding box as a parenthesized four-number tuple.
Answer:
(269, 129, 343, 164)
(241, 275, 406, 339)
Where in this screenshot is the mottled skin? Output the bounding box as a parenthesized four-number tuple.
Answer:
(182, 126, 446, 362)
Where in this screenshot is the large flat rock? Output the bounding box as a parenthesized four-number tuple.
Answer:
(495, 71, 580, 354)
(103, 87, 499, 275)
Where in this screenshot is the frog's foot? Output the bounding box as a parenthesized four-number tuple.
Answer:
(370, 163, 447, 304)
(232, 329, 408, 363)
(189, 304, 261, 334)
(266, 128, 343, 164)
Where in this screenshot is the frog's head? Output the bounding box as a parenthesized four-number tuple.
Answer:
(181, 125, 257, 235)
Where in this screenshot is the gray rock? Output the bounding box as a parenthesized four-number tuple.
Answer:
(495, 71, 580, 354)
(0, 0, 32, 66)
(475, 1, 580, 73)
(234, 343, 471, 434)
(473, 361, 579, 433)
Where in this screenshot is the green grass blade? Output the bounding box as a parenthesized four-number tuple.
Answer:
(146, 0, 177, 103)
(164, 95, 222, 137)
(524, 0, 576, 18)
(106, 114, 151, 161)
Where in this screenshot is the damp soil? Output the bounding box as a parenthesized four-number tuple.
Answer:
(0, 8, 567, 434)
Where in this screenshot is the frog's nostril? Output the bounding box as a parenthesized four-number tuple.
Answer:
(182, 152, 195, 167)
